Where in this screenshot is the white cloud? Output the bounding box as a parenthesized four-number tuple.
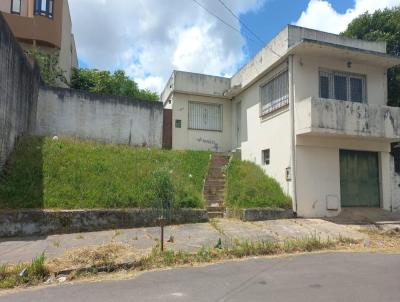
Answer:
(69, 0, 265, 93)
(295, 0, 399, 34)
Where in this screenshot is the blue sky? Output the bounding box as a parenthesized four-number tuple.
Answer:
(69, 0, 398, 93)
(241, 0, 354, 60)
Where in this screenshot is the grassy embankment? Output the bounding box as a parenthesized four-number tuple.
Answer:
(0, 137, 291, 210)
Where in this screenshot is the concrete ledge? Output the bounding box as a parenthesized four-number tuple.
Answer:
(226, 208, 293, 221)
(0, 209, 208, 238)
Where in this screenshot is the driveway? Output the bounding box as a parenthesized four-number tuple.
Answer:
(1, 253, 399, 302)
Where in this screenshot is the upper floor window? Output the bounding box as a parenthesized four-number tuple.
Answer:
(319, 69, 366, 103)
(11, 0, 21, 14)
(34, 0, 54, 18)
(188, 101, 223, 131)
(260, 70, 289, 116)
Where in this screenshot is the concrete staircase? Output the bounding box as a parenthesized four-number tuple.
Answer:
(204, 153, 231, 218)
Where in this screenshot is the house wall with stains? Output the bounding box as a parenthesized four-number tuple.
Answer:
(33, 86, 163, 147)
(171, 93, 232, 152)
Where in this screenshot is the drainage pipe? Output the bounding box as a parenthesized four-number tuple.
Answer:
(288, 55, 298, 215)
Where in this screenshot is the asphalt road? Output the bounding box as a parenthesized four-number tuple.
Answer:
(1, 252, 399, 302)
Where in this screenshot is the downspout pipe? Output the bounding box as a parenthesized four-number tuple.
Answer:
(288, 55, 298, 216)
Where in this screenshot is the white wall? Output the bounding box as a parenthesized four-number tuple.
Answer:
(34, 86, 163, 147)
(234, 62, 292, 195)
(296, 135, 392, 217)
(390, 156, 400, 212)
(293, 54, 387, 105)
(171, 93, 232, 152)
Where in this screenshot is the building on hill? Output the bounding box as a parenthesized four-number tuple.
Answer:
(161, 25, 400, 218)
(0, 0, 78, 83)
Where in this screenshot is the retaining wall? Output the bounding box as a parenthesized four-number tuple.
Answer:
(0, 209, 209, 238)
(33, 86, 164, 147)
(226, 208, 293, 221)
(0, 13, 40, 172)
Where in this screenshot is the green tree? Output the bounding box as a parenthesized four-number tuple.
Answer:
(26, 48, 66, 86)
(343, 7, 400, 106)
(70, 68, 159, 102)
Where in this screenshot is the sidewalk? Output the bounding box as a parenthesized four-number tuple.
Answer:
(0, 218, 367, 265)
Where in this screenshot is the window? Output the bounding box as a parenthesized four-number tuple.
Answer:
(34, 0, 54, 18)
(188, 102, 223, 131)
(260, 70, 289, 115)
(391, 143, 400, 174)
(11, 0, 21, 14)
(262, 149, 270, 165)
(319, 70, 366, 103)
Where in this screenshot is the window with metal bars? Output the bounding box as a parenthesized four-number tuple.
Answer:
(260, 70, 289, 115)
(188, 102, 223, 131)
(319, 69, 366, 103)
(11, 0, 21, 14)
(34, 0, 54, 18)
(391, 143, 400, 174)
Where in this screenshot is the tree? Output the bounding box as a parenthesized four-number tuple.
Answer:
(25, 48, 66, 86)
(70, 68, 159, 102)
(343, 7, 400, 106)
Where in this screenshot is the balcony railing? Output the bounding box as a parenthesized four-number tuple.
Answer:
(296, 97, 400, 140)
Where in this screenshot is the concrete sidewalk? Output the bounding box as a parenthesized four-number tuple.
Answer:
(0, 218, 367, 264)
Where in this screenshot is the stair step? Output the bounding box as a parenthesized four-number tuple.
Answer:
(207, 206, 225, 212)
(208, 211, 224, 219)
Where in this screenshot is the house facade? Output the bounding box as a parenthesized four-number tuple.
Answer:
(0, 0, 78, 82)
(161, 25, 400, 218)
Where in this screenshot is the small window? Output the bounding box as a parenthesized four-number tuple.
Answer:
(391, 143, 400, 174)
(11, 0, 21, 14)
(175, 119, 182, 128)
(34, 0, 54, 18)
(260, 70, 289, 115)
(319, 69, 366, 103)
(188, 102, 222, 131)
(262, 149, 270, 165)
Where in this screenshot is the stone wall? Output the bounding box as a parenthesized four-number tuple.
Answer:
(33, 86, 164, 147)
(0, 13, 40, 172)
(0, 209, 209, 237)
(226, 208, 293, 221)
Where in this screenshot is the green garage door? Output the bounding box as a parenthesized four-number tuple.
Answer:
(340, 150, 380, 207)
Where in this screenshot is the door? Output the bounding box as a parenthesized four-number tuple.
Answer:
(340, 150, 380, 207)
(236, 101, 241, 148)
(162, 109, 172, 149)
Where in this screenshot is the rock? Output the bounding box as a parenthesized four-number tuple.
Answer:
(363, 239, 371, 247)
(52, 136, 59, 141)
(57, 275, 68, 283)
(45, 274, 56, 284)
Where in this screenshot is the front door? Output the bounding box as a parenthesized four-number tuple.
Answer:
(340, 150, 380, 207)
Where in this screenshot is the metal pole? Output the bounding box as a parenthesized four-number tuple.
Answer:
(160, 224, 164, 252)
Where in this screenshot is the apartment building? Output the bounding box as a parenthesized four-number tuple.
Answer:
(0, 0, 78, 82)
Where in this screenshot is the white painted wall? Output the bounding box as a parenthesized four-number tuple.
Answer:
(233, 62, 292, 195)
(34, 86, 163, 147)
(171, 93, 232, 152)
(390, 156, 400, 212)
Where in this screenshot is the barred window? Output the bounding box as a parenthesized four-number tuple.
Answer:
(392, 143, 400, 174)
(260, 71, 289, 115)
(188, 102, 223, 131)
(319, 70, 366, 103)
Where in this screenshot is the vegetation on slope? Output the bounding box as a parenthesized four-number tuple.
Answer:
(0, 137, 210, 209)
(226, 160, 291, 209)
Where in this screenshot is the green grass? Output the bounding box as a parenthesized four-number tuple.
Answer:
(0, 136, 210, 209)
(226, 160, 291, 209)
(0, 254, 49, 289)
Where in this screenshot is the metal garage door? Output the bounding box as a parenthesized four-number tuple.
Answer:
(340, 150, 380, 207)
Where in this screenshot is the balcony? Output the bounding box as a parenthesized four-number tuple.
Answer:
(296, 97, 400, 141)
(2, 13, 61, 48)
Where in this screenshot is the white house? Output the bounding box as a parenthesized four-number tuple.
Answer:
(160, 25, 400, 218)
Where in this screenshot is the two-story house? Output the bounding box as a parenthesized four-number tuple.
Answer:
(161, 25, 400, 218)
(0, 0, 78, 82)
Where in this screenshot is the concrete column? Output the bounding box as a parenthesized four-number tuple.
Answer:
(380, 151, 392, 211)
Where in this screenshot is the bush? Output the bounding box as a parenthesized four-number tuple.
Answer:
(226, 160, 291, 209)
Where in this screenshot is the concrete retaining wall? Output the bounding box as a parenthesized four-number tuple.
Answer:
(33, 86, 164, 147)
(0, 14, 40, 173)
(0, 209, 209, 238)
(226, 208, 293, 221)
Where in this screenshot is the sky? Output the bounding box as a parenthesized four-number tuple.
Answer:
(68, 0, 399, 94)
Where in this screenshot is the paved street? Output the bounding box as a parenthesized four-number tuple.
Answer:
(1, 252, 399, 302)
